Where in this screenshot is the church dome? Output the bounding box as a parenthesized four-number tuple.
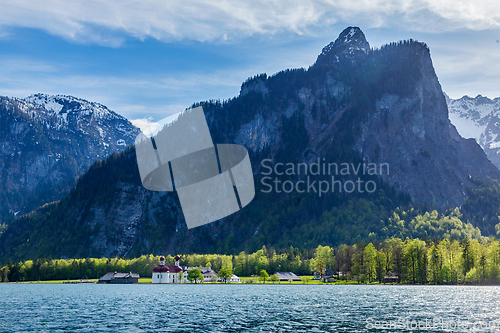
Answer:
(153, 265, 169, 273)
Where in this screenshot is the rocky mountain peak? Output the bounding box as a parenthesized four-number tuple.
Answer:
(320, 26, 370, 57)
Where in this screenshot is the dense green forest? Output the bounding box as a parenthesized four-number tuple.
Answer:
(3, 236, 500, 285)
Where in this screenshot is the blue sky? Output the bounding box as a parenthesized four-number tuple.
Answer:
(0, 0, 499, 131)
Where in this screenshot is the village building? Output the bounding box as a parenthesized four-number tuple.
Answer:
(322, 276, 336, 283)
(183, 266, 218, 282)
(98, 272, 139, 284)
(152, 255, 186, 283)
(382, 273, 399, 284)
(274, 272, 301, 282)
(228, 274, 241, 283)
(313, 269, 335, 280)
(216, 274, 241, 283)
(151, 257, 242, 283)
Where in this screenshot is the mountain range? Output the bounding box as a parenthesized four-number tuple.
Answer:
(0, 94, 140, 224)
(1, 27, 500, 261)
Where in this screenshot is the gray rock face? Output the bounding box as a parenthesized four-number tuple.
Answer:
(86, 184, 149, 258)
(234, 113, 278, 152)
(447, 95, 500, 170)
(356, 90, 497, 208)
(354, 47, 500, 208)
(0, 94, 140, 222)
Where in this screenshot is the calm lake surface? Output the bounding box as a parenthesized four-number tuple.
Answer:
(1, 284, 500, 332)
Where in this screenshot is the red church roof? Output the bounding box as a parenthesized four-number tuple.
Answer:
(152, 255, 182, 273)
(152, 265, 183, 273)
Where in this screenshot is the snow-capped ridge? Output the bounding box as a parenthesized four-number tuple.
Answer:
(7, 93, 131, 133)
(448, 94, 500, 170)
(23, 93, 121, 121)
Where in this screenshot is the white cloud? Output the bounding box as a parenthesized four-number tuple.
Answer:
(1, 3, 499, 119)
(0, 0, 499, 45)
(131, 110, 183, 136)
(131, 117, 161, 136)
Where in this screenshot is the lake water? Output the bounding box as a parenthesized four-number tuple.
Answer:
(1, 284, 500, 332)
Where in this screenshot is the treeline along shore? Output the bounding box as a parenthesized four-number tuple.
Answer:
(1, 237, 500, 284)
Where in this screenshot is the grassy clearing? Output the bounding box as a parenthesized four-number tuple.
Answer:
(238, 276, 322, 284)
(238, 276, 368, 285)
(12, 279, 98, 284)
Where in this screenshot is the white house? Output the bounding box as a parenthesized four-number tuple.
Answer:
(217, 274, 241, 283)
(152, 255, 187, 283)
(183, 267, 218, 282)
(229, 274, 241, 283)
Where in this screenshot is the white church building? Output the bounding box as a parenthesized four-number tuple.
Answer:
(151, 255, 187, 283)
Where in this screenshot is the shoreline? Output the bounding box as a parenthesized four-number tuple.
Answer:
(3, 280, 500, 287)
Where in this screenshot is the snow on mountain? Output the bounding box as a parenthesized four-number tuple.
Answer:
(11, 94, 138, 148)
(319, 26, 370, 59)
(448, 94, 500, 169)
(22, 93, 128, 127)
(0, 93, 141, 222)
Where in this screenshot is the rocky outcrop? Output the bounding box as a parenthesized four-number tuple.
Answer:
(316, 26, 370, 63)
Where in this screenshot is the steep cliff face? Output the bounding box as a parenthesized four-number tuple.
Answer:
(1, 27, 498, 260)
(0, 94, 140, 222)
(354, 44, 500, 208)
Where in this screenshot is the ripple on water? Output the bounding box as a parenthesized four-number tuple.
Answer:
(1, 284, 500, 332)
